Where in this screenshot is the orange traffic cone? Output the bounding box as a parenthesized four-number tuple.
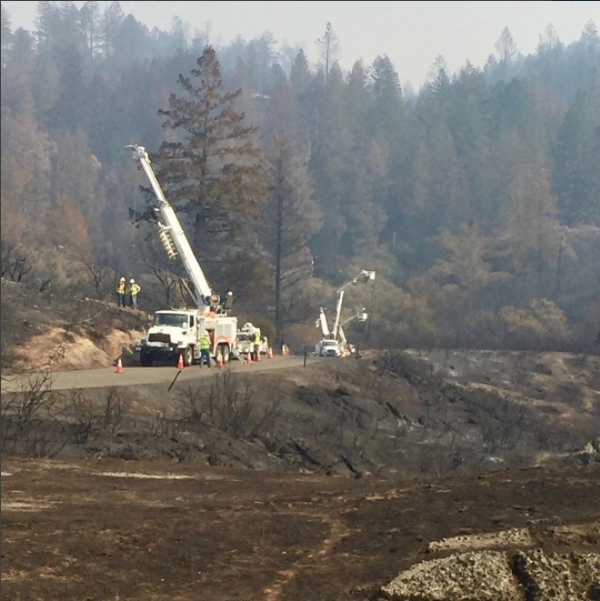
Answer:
(268, 347, 274, 359)
(115, 357, 124, 374)
(177, 353, 185, 369)
(257, 350, 261, 362)
(246, 353, 253, 365)
(217, 356, 224, 368)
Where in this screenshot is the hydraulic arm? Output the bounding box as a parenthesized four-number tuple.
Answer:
(331, 270, 375, 340)
(127, 144, 217, 312)
(315, 307, 331, 338)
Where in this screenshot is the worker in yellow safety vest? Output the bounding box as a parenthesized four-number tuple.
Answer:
(253, 331, 261, 362)
(116, 277, 126, 307)
(199, 331, 211, 368)
(128, 279, 141, 309)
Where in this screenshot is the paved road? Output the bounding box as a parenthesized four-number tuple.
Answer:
(2, 355, 319, 392)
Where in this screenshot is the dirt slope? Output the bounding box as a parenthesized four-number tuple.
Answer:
(1, 278, 148, 373)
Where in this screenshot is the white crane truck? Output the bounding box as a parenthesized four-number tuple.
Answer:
(128, 144, 261, 367)
(314, 270, 375, 357)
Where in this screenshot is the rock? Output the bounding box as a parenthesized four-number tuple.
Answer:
(381, 549, 600, 601)
(381, 551, 519, 600)
(512, 549, 600, 601)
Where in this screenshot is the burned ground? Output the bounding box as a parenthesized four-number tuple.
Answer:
(2, 350, 599, 478)
(1, 458, 599, 601)
(2, 276, 600, 599)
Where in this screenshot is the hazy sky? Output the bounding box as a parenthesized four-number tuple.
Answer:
(2, 1, 599, 89)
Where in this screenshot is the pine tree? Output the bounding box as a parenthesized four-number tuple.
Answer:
(554, 77, 600, 226)
(1, 3, 14, 68)
(153, 45, 265, 252)
(101, 1, 124, 60)
(79, 1, 102, 64)
(316, 22, 340, 85)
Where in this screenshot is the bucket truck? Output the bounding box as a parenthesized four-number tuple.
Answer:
(234, 322, 270, 358)
(315, 307, 341, 357)
(315, 270, 375, 357)
(127, 144, 240, 367)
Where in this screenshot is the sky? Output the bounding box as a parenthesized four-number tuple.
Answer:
(2, 1, 600, 89)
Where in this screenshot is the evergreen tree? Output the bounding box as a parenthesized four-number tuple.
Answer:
(101, 1, 124, 60)
(316, 22, 340, 85)
(1, 4, 14, 68)
(79, 0, 102, 64)
(502, 151, 562, 301)
(369, 54, 403, 135)
(153, 46, 265, 253)
(554, 76, 600, 226)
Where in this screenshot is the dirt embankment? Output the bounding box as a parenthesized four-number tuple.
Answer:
(1, 278, 147, 373)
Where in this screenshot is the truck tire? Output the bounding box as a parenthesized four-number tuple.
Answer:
(140, 351, 153, 367)
(183, 346, 194, 367)
(222, 345, 230, 364)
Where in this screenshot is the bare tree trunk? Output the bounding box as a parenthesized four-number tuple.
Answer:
(274, 186, 284, 348)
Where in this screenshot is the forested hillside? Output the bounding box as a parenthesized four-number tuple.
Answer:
(1, 2, 599, 352)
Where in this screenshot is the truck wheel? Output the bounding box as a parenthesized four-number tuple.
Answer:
(183, 346, 194, 367)
(222, 345, 230, 364)
(140, 351, 153, 367)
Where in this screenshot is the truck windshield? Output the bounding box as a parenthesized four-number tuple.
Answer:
(154, 313, 189, 328)
(323, 341, 338, 347)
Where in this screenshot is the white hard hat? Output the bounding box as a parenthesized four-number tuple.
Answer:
(130, 279, 135, 283)
(120, 277, 125, 281)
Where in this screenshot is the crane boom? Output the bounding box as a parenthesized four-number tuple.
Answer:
(127, 144, 213, 311)
(316, 307, 331, 338)
(331, 270, 375, 340)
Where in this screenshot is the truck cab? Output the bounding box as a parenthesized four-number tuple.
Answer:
(316, 339, 342, 358)
(136, 309, 237, 366)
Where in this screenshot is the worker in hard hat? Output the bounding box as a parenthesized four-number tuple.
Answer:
(199, 331, 211, 368)
(116, 277, 126, 307)
(128, 278, 141, 309)
(253, 330, 261, 361)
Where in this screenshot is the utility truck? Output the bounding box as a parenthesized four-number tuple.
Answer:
(314, 307, 342, 357)
(315, 309, 368, 357)
(128, 144, 259, 366)
(235, 322, 270, 358)
(314, 270, 375, 357)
